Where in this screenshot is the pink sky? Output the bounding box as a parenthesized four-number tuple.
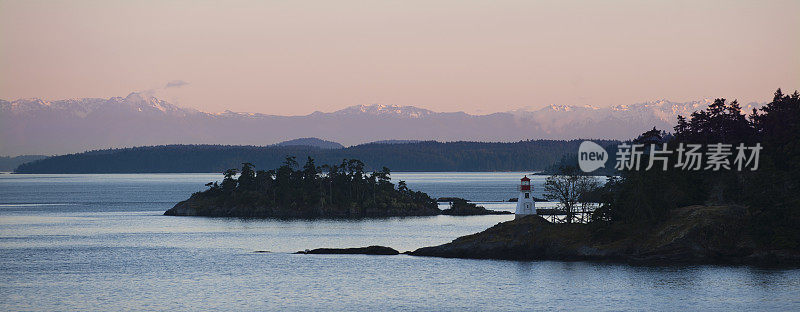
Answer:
(1, 0, 798, 115)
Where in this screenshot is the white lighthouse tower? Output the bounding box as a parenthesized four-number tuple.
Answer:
(515, 175, 536, 218)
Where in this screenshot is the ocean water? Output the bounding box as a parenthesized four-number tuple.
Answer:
(0, 173, 798, 311)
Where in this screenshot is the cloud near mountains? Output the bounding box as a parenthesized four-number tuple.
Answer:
(0, 92, 762, 156)
(165, 80, 189, 88)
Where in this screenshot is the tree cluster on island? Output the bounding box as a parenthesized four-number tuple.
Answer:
(593, 89, 800, 249)
(537, 89, 800, 247)
(166, 157, 442, 218)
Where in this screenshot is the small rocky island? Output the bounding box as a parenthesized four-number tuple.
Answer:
(296, 246, 399, 255)
(165, 157, 508, 218)
(440, 198, 512, 215)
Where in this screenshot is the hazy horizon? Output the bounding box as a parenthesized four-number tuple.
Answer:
(2, 0, 798, 115)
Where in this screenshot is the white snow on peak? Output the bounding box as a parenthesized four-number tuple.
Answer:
(548, 104, 573, 112)
(611, 104, 630, 111)
(0, 92, 201, 118)
(151, 101, 166, 112)
(334, 104, 433, 118)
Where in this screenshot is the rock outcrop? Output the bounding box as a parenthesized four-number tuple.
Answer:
(296, 246, 399, 255)
(440, 198, 513, 216)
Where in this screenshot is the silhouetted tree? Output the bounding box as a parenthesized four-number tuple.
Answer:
(544, 166, 600, 223)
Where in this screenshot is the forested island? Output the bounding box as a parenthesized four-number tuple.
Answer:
(166, 158, 450, 218)
(410, 89, 800, 265)
(15, 139, 619, 173)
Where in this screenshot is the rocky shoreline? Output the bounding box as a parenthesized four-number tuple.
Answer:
(408, 205, 800, 265)
(164, 194, 508, 218)
(164, 194, 441, 218)
(179, 200, 799, 265)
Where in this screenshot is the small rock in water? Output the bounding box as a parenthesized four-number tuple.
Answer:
(296, 245, 399, 255)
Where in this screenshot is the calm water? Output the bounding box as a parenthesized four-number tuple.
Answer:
(0, 173, 798, 311)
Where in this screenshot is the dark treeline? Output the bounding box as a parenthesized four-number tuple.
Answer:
(165, 157, 439, 218)
(15, 140, 618, 173)
(593, 89, 800, 249)
(543, 140, 623, 176)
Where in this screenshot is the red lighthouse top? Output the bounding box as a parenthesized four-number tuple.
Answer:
(520, 175, 531, 191)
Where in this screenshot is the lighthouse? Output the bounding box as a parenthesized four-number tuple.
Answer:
(515, 175, 536, 218)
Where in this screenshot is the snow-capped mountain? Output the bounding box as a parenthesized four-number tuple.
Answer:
(0, 92, 761, 155)
(329, 104, 435, 118)
(1, 93, 199, 119)
(507, 99, 761, 140)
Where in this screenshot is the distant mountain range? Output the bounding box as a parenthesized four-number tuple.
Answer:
(0, 92, 762, 155)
